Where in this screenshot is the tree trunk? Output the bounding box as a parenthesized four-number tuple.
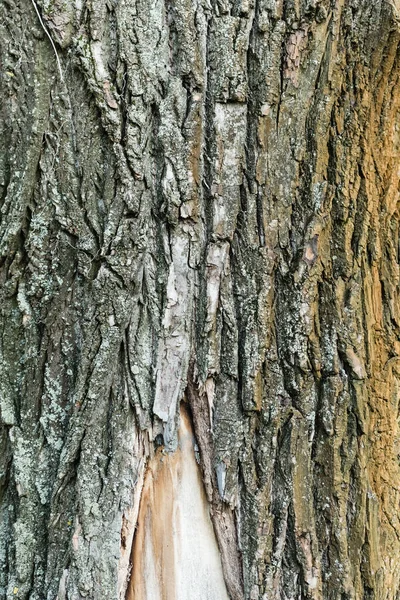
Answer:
(1, 0, 400, 598)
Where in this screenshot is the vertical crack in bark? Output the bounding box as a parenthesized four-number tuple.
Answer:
(187, 368, 244, 600)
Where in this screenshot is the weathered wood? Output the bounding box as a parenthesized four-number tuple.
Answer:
(1, 0, 400, 599)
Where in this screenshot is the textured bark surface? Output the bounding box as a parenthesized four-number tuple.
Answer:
(1, 0, 400, 599)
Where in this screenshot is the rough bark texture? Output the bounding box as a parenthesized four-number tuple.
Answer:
(1, 0, 400, 599)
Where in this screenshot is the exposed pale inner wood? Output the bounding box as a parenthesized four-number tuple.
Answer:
(128, 405, 229, 600)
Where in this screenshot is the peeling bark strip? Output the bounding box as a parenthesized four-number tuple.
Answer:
(1, 1, 400, 600)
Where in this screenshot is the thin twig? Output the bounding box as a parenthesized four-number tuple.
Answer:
(30, 0, 64, 82)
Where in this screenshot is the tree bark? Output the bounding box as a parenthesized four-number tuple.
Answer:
(1, 0, 400, 598)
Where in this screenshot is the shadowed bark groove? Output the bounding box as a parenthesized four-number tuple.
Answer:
(1, 0, 400, 599)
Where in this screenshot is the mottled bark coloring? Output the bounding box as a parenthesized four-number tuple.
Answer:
(1, 0, 400, 599)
